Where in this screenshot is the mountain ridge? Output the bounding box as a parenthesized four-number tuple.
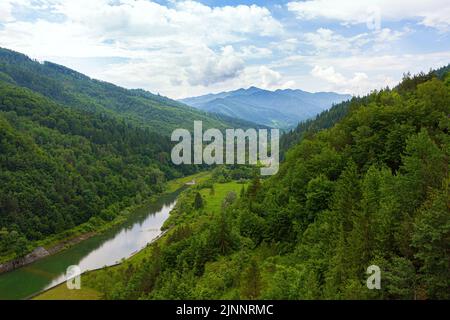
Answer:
(180, 86, 351, 129)
(0, 47, 263, 135)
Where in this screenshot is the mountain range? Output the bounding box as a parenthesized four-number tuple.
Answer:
(0, 48, 260, 135)
(180, 87, 352, 129)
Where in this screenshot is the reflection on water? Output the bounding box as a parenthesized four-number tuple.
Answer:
(0, 189, 182, 300)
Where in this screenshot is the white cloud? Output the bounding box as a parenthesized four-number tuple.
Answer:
(236, 66, 295, 90)
(48, 0, 283, 46)
(288, 0, 450, 32)
(303, 28, 369, 54)
(300, 27, 408, 56)
(185, 45, 244, 86)
(291, 50, 450, 95)
(311, 65, 370, 94)
(237, 45, 273, 59)
(0, 0, 285, 97)
(0, 1, 13, 22)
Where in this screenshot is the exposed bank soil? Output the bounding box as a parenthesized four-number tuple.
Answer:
(0, 232, 96, 274)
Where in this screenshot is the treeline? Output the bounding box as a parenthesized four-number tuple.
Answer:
(88, 69, 449, 299)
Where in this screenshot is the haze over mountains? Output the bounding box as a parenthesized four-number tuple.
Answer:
(180, 87, 352, 129)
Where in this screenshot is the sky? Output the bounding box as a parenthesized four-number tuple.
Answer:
(0, 0, 449, 99)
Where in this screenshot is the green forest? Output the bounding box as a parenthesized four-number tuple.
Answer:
(83, 69, 449, 300)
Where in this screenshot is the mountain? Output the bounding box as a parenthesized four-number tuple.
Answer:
(180, 86, 351, 129)
(0, 48, 261, 135)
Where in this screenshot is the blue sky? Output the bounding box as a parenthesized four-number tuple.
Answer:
(0, 0, 449, 98)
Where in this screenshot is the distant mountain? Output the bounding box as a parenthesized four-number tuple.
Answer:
(180, 87, 352, 129)
(0, 47, 261, 135)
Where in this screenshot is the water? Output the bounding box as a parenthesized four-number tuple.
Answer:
(0, 189, 183, 300)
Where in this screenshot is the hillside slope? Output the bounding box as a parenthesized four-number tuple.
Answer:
(0, 78, 201, 260)
(181, 86, 351, 129)
(88, 68, 450, 300)
(0, 48, 260, 135)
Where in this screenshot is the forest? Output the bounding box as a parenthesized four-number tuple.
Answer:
(83, 68, 449, 300)
(0, 80, 189, 259)
(0, 47, 261, 262)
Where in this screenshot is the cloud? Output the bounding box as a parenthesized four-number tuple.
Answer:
(237, 45, 273, 59)
(300, 27, 409, 56)
(236, 66, 295, 90)
(287, 0, 450, 32)
(311, 65, 347, 84)
(311, 65, 371, 94)
(185, 45, 244, 86)
(302, 50, 450, 95)
(0, 0, 283, 58)
(0, 1, 13, 22)
(47, 0, 283, 46)
(0, 0, 285, 97)
(303, 28, 369, 54)
(0, 0, 447, 99)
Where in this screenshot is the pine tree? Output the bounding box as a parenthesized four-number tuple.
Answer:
(193, 192, 204, 210)
(412, 186, 450, 299)
(240, 258, 262, 299)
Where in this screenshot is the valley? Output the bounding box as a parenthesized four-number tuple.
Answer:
(0, 46, 449, 301)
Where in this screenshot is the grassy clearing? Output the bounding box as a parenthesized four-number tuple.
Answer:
(33, 283, 101, 300)
(165, 171, 211, 193)
(199, 181, 246, 215)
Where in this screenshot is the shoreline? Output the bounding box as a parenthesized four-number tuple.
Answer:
(28, 228, 171, 300)
(0, 232, 96, 275)
(0, 171, 207, 277)
(0, 172, 207, 276)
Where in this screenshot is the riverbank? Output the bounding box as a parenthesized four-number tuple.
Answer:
(0, 233, 95, 274)
(0, 172, 210, 275)
(33, 178, 247, 300)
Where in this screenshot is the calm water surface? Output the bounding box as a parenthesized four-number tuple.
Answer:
(0, 189, 183, 300)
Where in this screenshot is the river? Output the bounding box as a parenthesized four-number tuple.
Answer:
(0, 188, 183, 300)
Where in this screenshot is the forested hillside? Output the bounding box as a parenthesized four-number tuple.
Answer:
(87, 69, 450, 300)
(0, 80, 197, 259)
(0, 48, 259, 135)
(281, 65, 450, 153)
(181, 86, 350, 129)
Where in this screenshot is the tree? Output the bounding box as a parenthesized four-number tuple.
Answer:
(240, 258, 262, 299)
(305, 174, 334, 219)
(221, 191, 237, 210)
(399, 129, 446, 213)
(247, 175, 261, 200)
(208, 210, 239, 255)
(193, 192, 204, 210)
(412, 187, 450, 299)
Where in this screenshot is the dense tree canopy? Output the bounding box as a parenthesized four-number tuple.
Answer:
(86, 70, 449, 300)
